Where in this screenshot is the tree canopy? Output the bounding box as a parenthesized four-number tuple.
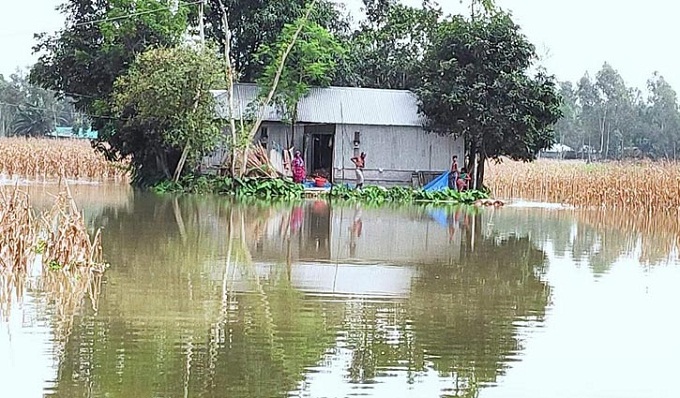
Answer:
(555, 64, 680, 160)
(336, 0, 441, 89)
(416, 13, 562, 188)
(255, 17, 345, 123)
(110, 46, 225, 186)
(30, 0, 191, 142)
(202, 0, 348, 83)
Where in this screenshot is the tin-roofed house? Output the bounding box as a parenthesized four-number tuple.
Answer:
(210, 83, 464, 186)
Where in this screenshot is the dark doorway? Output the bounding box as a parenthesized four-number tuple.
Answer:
(311, 133, 333, 180)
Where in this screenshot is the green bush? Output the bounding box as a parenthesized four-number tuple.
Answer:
(328, 185, 488, 204)
(152, 175, 303, 200)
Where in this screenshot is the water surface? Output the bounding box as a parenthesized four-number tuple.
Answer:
(1, 184, 679, 398)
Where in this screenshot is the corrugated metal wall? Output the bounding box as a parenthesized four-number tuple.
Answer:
(333, 124, 464, 186)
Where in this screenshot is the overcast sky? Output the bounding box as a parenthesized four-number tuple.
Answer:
(1, 0, 677, 92)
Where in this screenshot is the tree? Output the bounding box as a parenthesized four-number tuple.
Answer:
(595, 63, 633, 159)
(646, 72, 680, 159)
(255, 17, 345, 144)
(30, 0, 190, 149)
(337, 0, 441, 89)
(416, 13, 562, 189)
(553, 81, 582, 152)
(202, 0, 348, 83)
(11, 106, 54, 137)
(110, 46, 225, 185)
(576, 73, 601, 159)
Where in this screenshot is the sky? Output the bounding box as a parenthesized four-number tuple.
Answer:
(1, 0, 678, 92)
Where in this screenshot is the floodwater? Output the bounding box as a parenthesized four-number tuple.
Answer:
(2, 184, 680, 398)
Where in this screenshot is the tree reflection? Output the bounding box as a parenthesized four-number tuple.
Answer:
(46, 194, 341, 398)
(338, 214, 550, 397)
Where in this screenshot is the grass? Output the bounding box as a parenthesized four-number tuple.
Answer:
(0, 137, 128, 181)
(486, 159, 680, 211)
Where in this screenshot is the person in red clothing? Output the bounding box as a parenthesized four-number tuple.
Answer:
(291, 151, 306, 183)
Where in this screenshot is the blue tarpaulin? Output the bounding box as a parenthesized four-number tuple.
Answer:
(427, 208, 449, 227)
(423, 171, 450, 192)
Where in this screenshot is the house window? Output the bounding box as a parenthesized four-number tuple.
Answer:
(353, 131, 360, 147)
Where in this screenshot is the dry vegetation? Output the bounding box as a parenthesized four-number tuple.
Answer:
(487, 159, 680, 211)
(0, 185, 106, 273)
(0, 185, 107, 330)
(0, 137, 128, 181)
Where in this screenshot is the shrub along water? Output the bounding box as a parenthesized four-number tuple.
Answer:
(328, 185, 489, 205)
(153, 175, 304, 200)
(153, 174, 489, 205)
(153, 174, 489, 204)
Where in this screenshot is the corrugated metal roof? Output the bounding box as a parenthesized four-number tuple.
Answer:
(211, 83, 424, 127)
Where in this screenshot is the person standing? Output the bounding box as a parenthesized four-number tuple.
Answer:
(292, 151, 306, 183)
(351, 152, 366, 190)
(448, 155, 459, 190)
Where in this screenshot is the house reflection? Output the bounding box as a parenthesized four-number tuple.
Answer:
(250, 201, 470, 266)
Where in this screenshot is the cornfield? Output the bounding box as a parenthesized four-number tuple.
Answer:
(0, 137, 128, 181)
(487, 159, 680, 211)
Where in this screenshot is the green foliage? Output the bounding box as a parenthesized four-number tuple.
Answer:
(35, 240, 47, 255)
(1, 71, 78, 137)
(256, 17, 345, 122)
(556, 65, 680, 160)
(110, 46, 225, 186)
(11, 105, 54, 137)
(203, 0, 348, 83)
(416, 13, 562, 186)
(328, 185, 488, 205)
(48, 260, 63, 271)
(153, 175, 305, 200)
(338, 0, 441, 89)
(30, 0, 190, 160)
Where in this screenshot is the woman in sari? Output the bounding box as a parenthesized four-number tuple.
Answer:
(292, 151, 306, 183)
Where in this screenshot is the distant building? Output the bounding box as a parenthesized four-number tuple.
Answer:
(540, 143, 575, 159)
(209, 83, 464, 186)
(47, 126, 98, 140)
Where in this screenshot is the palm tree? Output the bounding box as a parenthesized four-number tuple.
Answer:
(12, 105, 54, 137)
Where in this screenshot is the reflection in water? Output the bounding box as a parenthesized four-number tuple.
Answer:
(486, 206, 680, 274)
(35, 194, 550, 398)
(1, 188, 679, 397)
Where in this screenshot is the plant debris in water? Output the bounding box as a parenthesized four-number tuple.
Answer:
(0, 185, 107, 274)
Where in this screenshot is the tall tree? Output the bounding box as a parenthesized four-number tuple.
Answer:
(416, 13, 562, 188)
(595, 63, 632, 159)
(576, 73, 601, 159)
(337, 0, 441, 89)
(255, 18, 345, 144)
(646, 72, 680, 159)
(553, 81, 582, 152)
(202, 0, 348, 83)
(30, 0, 190, 151)
(110, 46, 225, 185)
